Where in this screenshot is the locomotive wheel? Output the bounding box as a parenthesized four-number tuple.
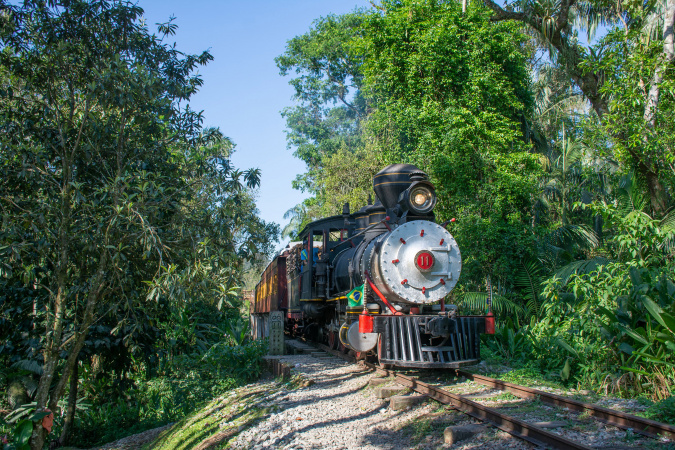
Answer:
(328, 329, 337, 350)
(339, 322, 352, 352)
(377, 335, 393, 370)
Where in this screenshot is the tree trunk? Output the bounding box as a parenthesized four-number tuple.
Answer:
(59, 361, 79, 446)
(30, 147, 75, 450)
(30, 246, 107, 450)
(641, 0, 675, 215)
(30, 286, 67, 450)
(645, 167, 670, 215)
(48, 250, 109, 411)
(644, 0, 675, 128)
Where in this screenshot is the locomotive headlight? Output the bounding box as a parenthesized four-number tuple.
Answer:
(414, 192, 427, 206)
(408, 183, 436, 214)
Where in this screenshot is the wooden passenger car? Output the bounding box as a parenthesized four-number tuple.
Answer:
(250, 248, 292, 339)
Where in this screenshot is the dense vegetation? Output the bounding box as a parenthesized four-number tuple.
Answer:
(1, 0, 674, 448)
(278, 0, 675, 409)
(0, 1, 276, 449)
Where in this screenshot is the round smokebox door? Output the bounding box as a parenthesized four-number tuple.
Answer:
(379, 220, 462, 304)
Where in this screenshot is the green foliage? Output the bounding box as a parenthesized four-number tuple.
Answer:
(1, 411, 50, 450)
(358, 1, 542, 288)
(515, 202, 675, 397)
(200, 339, 267, 380)
(483, 0, 674, 213)
(582, 26, 675, 200)
(514, 259, 544, 318)
(276, 12, 369, 207)
(455, 292, 525, 316)
(644, 396, 675, 425)
(485, 318, 533, 361)
(224, 316, 252, 346)
(498, 367, 562, 388)
(0, 2, 277, 447)
(70, 339, 266, 448)
(452, 217, 539, 290)
(277, 2, 544, 281)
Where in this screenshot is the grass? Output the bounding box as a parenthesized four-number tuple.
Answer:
(490, 392, 520, 401)
(144, 371, 314, 450)
(395, 402, 460, 446)
(144, 384, 279, 450)
(491, 367, 566, 390)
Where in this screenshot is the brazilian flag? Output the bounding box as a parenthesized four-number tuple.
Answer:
(347, 285, 364, 308)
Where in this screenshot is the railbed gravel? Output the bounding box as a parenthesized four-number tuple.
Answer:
(229, 352, 528, 449)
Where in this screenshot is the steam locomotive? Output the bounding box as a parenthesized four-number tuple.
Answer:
(251, 164, 494, 368)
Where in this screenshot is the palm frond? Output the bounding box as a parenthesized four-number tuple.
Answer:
(617, 172, 648, 213)
(455, 292, 526, 316)
(572, 1, 621, 41)
(543, 223, 599, 258)
(11, 359, 43, 375)
(660, 209, 675, 231)
(659, 209, 675, 253)
(515, 259, 544, 317)
(639, 0, 667, 44)
(553, 256, 611, 287)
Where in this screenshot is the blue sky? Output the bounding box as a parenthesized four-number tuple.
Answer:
(139, 1, 372, 243)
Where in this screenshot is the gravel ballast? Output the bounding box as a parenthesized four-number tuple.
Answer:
(229, 351, 527, 449)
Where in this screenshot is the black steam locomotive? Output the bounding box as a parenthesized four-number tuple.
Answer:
(251, 164, 494, 368)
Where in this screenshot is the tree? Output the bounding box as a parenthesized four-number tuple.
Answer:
(481, 0, 675, 214)
(360, 0, 542, 288)
(0, 2, 276, 448)
(276, 12, 373, 231)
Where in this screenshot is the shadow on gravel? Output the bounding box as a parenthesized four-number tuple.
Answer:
(316, 373, 368, 385)
(269, 408, 383, 447)
(276, 384, 369, 409)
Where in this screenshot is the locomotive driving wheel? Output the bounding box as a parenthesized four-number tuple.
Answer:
(328, 329, 338, 350)
(376, 335, 393, 370)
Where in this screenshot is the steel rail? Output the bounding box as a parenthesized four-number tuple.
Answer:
(456, 370, 675, 440)
(363, 361, 592, 450)
(316, 343, 591, 449)
(315, 342, 674, 444)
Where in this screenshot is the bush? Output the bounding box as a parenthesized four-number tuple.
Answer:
(70, 339, 267, 447)
(644, 396, 675, 425)
(487, 203, 675, 398)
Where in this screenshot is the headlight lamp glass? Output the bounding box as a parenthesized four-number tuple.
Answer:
(408, 185, 435, 213)
(414, 192, 427, 206)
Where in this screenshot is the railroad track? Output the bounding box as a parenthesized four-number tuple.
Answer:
(455, 369, 675, 441)
(307, 342, 675, 449)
